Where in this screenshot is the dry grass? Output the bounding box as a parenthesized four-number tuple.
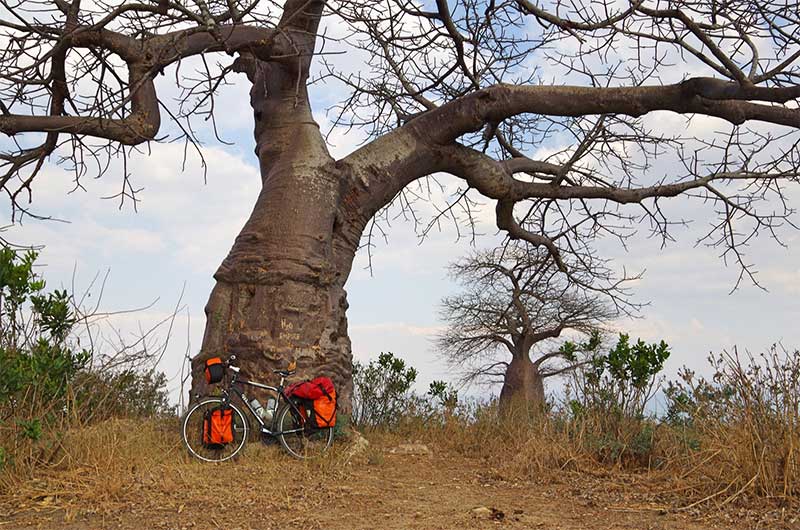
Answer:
(2, 348, 798, 526)
(0, 413, 796, 529)
(2, 408, 796, 521)
(4, 425, 742, 530)
(658, 348, 800, 509)
(360, 349, 800, 515)
(2, 419, 180, 508)
(0, 417, 356, 524)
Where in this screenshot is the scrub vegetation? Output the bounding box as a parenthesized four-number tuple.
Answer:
(1, 249, 798, 528)
(0, 250, 174, 484)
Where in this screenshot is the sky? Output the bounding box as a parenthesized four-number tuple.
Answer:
(1, 6, 799, 409)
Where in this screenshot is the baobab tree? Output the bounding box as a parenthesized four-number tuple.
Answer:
(1, 1, 799, 408)
(437, 247, 616, 410)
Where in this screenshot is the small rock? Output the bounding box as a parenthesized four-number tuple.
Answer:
(471, 506, 492, 517)
(389, 443, 431, 455)
(471, 506, 505, 521)
(345, 430, 370, 459)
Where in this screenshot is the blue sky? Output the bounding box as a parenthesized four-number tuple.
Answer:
(1, 18, 799, 407)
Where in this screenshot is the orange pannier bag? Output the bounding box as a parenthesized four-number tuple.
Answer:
(203, 407, 234, 449)
(285, 376, 337, 428)
(313, 387, 336, 428)
(204, 357, 224, 384)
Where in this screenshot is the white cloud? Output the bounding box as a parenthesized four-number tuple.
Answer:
(351, 321, 447, 336)
(758, 267, 800, 295)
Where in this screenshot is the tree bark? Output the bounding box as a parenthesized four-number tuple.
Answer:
(189, 60, 362, 410)
(498, 353, 546, 414)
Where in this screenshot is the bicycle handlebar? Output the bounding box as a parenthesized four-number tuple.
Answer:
(226, 354, 296, 374)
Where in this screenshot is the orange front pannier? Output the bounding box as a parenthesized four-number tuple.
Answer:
(203, 407, 234, 449)
(204, 357, 224, 384)
(313, 387, 336, 428)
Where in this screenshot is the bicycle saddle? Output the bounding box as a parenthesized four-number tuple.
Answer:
(273, 360, 297, 377)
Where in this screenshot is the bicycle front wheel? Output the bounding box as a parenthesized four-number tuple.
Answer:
(182, 398, 249, 463)
(277, 402, 334, 459)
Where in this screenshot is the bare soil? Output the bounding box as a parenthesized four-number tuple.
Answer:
(0, 437, 791, 530)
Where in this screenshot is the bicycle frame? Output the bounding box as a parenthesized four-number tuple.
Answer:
(220, 368, 307, 437)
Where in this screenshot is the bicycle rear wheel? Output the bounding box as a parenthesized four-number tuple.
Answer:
(276, 402, 334, 459)
(182, 398, 249, 462)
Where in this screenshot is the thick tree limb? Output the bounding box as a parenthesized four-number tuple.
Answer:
(0, 64, 159, 145)
(146, 25, 284, 66)
(407, 81, 800, 146)
(344, 77, 800, 213)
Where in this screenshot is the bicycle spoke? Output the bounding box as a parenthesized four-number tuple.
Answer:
(277, 402, 333, 459)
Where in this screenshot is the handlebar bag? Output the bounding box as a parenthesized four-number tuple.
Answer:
(204, 357, 225, 384)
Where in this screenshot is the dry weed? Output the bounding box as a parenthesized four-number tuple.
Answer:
(0, 417, 354, 521)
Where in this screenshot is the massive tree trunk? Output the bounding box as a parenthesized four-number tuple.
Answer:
(498, 353, 546, 414)
(189, 57, 365, 410)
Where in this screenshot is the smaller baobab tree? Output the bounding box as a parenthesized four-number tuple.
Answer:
(437, 247, 622, 412)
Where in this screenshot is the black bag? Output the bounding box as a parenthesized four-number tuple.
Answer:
(291, 398, 317, 432)
(204, 357, 225, 384)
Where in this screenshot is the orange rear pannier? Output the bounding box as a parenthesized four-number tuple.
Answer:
(312, 387, 336, 428)
(203, 407, 233, 449)
(285, 376, 337, 428)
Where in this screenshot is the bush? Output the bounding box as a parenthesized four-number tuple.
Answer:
(1, 250, 90, 475)
(572, 333, 670, 418)
(73, 369, 175, 423)
(351, 352, 418, 428)
(0, 248, 174, 482)
(665, 346, 800, 500)
(351, 353, 461, 430)
(564, 333, 670, 466)
(0, 249, 91, 409)
(427, 380, 458, 411)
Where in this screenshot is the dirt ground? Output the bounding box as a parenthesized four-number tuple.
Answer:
(0, 437, 792, 530)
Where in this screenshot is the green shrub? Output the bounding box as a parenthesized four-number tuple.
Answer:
(0, 249, 92, 474)
(0, 249, 91, 408)
(564, 333, 670, 466)
(351, 352, 418, 428)
(579, 333, 670, 418)
(428, 380, 458, 410)
(72, 369, 175, 422)
(351, 354, 462, 429)
(0, 248, 175, 479)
